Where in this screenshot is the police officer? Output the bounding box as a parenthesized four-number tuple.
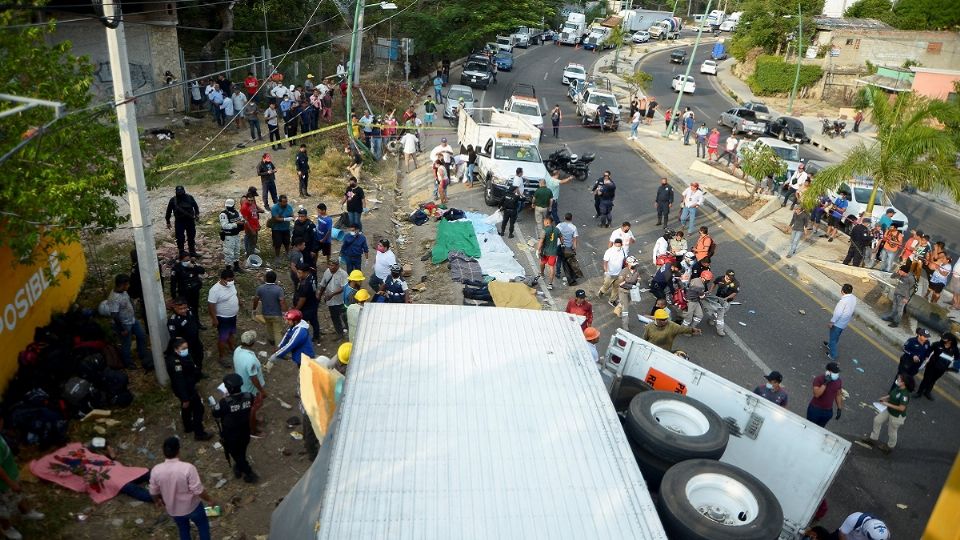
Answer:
(165, 185, 200, 257)
(212, 373, 258, 483)
(166, 338, 212, 441)
(654, 177, 674, 226)
(382, 263, 411, 303)
(170, 251, 206, 317)
(219, 198, 245, 272)
(498, 189, 520, 238)
(295, 144, 310, 197)
(167, 297, 205, 377)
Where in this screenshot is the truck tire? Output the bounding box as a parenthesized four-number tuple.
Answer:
(656, 460, 783, 540)
(612, 375, 651, 411)
(624, 391, 729, 463)
(622, 427, 674, 490)
(483, 174, 497, 206)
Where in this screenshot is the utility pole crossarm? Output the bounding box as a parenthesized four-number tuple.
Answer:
(0, 93, 66, 120)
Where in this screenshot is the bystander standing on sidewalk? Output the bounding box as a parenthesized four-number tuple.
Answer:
(150, 437, 217, 540)
(881, 265, 916, 328)
(694, 123, 708, 158)
(786, 206, 810, 258)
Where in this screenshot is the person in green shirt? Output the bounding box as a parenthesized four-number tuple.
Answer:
(863, 374, 913, 454)
(536, 216, 560, 290)
(642, 308, 701, 351)
(531, 179, 553, 239)
(0, 417, 45, 539)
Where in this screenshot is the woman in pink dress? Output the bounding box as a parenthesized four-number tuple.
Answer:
(706, 128, 721, 160)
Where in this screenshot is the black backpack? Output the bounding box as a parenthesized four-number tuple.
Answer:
(99, 369, 134, 408)
(63, 377, 95, 412)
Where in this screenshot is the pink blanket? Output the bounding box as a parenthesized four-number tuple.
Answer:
(29, 443, 149, 504)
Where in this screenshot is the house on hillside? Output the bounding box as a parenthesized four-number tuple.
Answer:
(910, 67, 960, 101)
(41, 0, 183, 117)
(811, 17, 960, 71)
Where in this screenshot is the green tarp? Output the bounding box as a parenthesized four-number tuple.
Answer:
(431, 219, 481, 264)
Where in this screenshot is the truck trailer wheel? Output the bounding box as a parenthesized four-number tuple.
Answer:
(622, 428, 674, 490)
(625, 391, 728, 463)
(656, 460, 783, 540)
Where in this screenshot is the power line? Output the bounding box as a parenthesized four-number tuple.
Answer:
(4, 7, 343, 31)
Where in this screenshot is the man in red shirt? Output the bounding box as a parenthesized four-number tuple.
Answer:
(565, 289, 593, 329)
(239, 186, 263, 259)
(243, 72, 258, 101)
(806, 362, 844, 427)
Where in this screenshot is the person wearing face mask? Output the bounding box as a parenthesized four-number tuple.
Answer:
(167, 298, 206, 379)
(370, 239, 396, 291)
(862, 374, 914, 454)
(382, 264, 411, 304)
(340, 224, 369, 274)
(753, 371, 788, 407)
(165, 338, 212, 441)
(207, 267, 240, 367)
(219, 199, 245, 272)
(807, 362, 843, 428)
(170, 252, 206, 318)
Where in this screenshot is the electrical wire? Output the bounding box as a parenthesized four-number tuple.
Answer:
(4, 7, 343, 31)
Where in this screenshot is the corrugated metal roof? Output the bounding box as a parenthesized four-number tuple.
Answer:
(813, 16, 892, 30)
(316, 304, 666, 539)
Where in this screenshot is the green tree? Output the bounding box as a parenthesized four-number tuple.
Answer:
(888, 0, 960, 30)
(0, 16, 125, 266)
(739, 143, 787, 196)
(731, 0, 823, 57)
(622, 70, 654, 96)
(606, 26, 628, 74)
(807, 86, 960, 215)
(843, 0, 893, 20)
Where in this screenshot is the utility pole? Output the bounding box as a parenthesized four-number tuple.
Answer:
(345, 0, 363, 140)
(664, 0, 711, 137)
(103, 2, 170, 385)
(787, 2, 803, 115)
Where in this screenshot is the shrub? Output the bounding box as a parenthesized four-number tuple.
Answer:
(748, 55, 823, 96)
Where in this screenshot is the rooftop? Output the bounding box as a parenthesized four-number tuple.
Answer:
(813, 16, 893, 30)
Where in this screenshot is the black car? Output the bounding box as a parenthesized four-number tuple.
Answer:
(767, 116, 810, 144)
(459, 60, 493, 89)
(670, 50, 687, 64)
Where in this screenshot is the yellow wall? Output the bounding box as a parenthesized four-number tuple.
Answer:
(0, 242, 86, 393)
(924, 451, 960, 540)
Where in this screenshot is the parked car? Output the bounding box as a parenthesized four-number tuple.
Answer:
(670, 50, 687, 64)
(700, 59, 718, 75)
(766, 116, 810, 144)
(718, 107, 766, 137)
(576, 88, 621, 130)
(459, 59, 493, 89)
(443, 85, 475, 119)
(671, 75, 696, 94)
(561, 62, 587, 86)
(494, 51, 514, 71)
(742, 101, 772, 122)
(631, 30, 650, 43)
(822, 177, 910, 232)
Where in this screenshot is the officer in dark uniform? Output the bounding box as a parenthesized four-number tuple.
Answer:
(165, 185, 201, 257)
(166, 338, 212, 441)
(655, 177, 675, 226)
(212, 373, 258, 483)
(167, 297, 205, 377)
(170, 251, 206, 317)
(383, 264, 410, 303)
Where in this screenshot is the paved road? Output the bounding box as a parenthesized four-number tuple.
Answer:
(436, 41, 960, 537)
(638, 43, 960, 255)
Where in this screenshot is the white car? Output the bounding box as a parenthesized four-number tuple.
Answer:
(503, 95, 543, 129)
(562, 63, 586, 86)
(631, 30, 650, 43)
(671, 75, 696, 94)
(719, 19, 736, 31)
(700, 59, 718, 75)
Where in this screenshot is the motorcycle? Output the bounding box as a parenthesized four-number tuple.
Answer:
(820, 118, 846, 139)
(544, 144, 594, 181)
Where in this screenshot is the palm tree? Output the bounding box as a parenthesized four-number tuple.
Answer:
(806, 86, 960, 218)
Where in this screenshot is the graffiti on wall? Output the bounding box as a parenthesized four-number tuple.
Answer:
(93, 61, 153, 91)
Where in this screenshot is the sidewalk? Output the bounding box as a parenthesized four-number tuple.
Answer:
(591, 45, 960, 387)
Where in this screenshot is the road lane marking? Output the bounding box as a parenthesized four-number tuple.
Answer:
(554, 57, 561, 63)
(725, 325, 771, 374)
(544, 72, 548, 80)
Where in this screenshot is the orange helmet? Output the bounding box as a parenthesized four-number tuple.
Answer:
(583, 327, 600, 341)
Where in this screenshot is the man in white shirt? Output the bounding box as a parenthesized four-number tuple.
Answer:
(781, 162, 808, 208)
(509, 167, 525, 196)
(825, 283, 857, 361)
(598, 238, 627, 303)
(608, 222, 636, 254)
(429, 138, 455, 178)
(556, 212, 581, 285)
(717, 134, 739, 167)
(679, 182, 705, 235)
(834, 512, 889, 540)
(371, 239, 397, 290)
(652, 230, 671, 267)
(400, 131, 419, 171)
(207, 267, 240, 366)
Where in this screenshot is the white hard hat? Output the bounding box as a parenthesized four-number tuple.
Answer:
(246, 254, 263, 268)
(684, 251, 695, 259)
(224, 198, 235, 208)
(862, 519, 889, 540)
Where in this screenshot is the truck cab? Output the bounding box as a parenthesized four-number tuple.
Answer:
(503, 84, 543, 130)
(495, 35, 515, 53)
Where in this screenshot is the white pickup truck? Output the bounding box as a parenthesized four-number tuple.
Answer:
(600, 329, 851, 539)
(457, 107, 548, 207)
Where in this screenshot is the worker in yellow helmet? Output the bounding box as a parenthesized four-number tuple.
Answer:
(343, 269, 365, 307)
(346, 289, 370, 341)
(642, 308, 700, 352)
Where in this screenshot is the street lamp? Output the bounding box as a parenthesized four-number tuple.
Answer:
(345, 0, 396, 140)
(786, 3, 803, 114)
(663, 0, 712, 137)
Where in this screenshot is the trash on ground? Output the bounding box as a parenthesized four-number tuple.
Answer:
(896, 504, 908, 510)
(212, 442, 223, 450)
(856, 367, 865, 373)
(289, 431, 303, 440)
(798, 309, 806, 315)
(748, 310, 756, 314)
(214, 478, 227, 489)
(738, 321, 747, 326)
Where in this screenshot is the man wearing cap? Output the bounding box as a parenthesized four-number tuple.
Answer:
(644, 309, 701, 351)
(218, 199, 245, 271)
(233, 331, 266, 435)
(612, 256, 646, 327)
(293, 264, 321, 344)
(212, 373, 258, 483)
(753, 371, 788, 407)
(382, 264, 411, 304)
(679, 183, 704, 235)
(704, 269, 737, 336)
(429, 138, 455, 179)
(340, 223, 369, 273)
(303, 73, 315, 93)
(897, 327, 931, 379)
(880, 264, 916, 328)
(318, 260, 349, 338)
(170, 252, 206, 318)
(863, 373, 913, 455)
(168, 297, 206, 378)
(565, 290, 593, 329)
(165, 186, 201, 257)
(295, 144, 311, 197)
(806, 362, 844, 427)
(825, 284, 857, 361)
(239, 187, 263, 260)
(584, 327, 601, 363)
(844, 217, 873, 267)
(256, 153, 279, 208)
(346, 289, 371, 341)
(781, 163, 807, 208)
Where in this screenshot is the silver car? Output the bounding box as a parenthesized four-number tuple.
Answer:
(444, 85, 476, 118)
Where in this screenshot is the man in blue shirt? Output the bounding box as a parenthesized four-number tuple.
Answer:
(826, 192, 849, 242)
(268, 310, 315, 368)
(270, 195, 294, 260)
(340, 224, 369, 273)
(313, 202, 334, 265)
(433, 75, 444, 103)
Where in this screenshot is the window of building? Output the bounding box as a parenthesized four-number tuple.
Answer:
(845, 38, 854, 45)
(927, 42, 942, 54)
(854, 39, 860, 49)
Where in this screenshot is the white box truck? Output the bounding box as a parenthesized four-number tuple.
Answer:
(457, 107, 548, 206)
(559, 12, 587, 45)
(621, 9, 674, 32)
(270, 305, 670, 540)
(600, 329, 851, 539)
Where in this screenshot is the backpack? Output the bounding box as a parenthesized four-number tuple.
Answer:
(707, 237, 718, 258)
(98, 369, 134, 408)
(8, 389, 68, 448)
(62, 377, 94, 412)
(410, 209, 429, 226)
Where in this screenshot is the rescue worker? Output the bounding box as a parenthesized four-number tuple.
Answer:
(219, 198, 245, 271)
(165, 338, 212, 441)
(643, 309, 701, 351)
(344, 269, 365, 307)
(683, 269, 712, 329)
(170, 252, 206, 318)
(167, 298, 205, 378)
(584, 327, 601, 363)
(212, 373, 258, 483)
(292, 264, 321, 343)
(346, 289, 371, 341)
(382, 263, 411, 303)
(654, 177, 674, 226)
(704, 269, 738, 337)
(266, 310, 315, 369)
(613, 256, 646, 328)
